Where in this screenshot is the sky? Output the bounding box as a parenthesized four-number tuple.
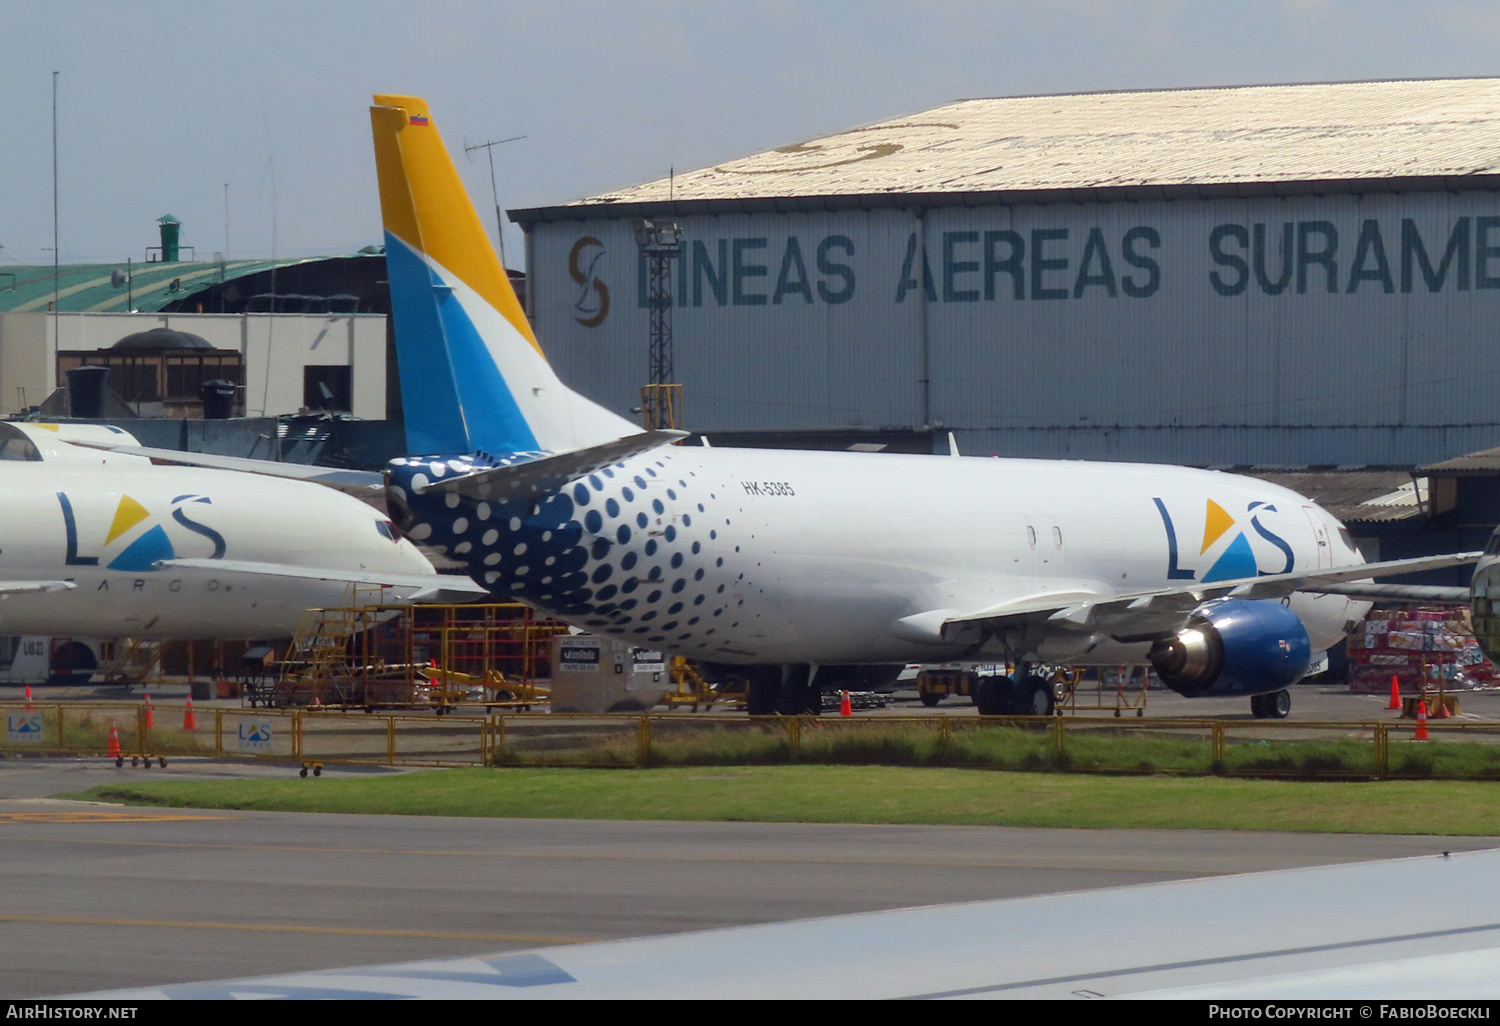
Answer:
(3, 0, 1500, 270)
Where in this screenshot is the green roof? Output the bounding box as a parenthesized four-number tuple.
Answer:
(0, 255, 367, 314)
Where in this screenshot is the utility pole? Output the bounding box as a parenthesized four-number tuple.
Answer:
(464, 135, 526, 268)
(51, 71, 59, 313)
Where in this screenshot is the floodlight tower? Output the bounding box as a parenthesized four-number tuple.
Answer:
(633, 218, 683, 430)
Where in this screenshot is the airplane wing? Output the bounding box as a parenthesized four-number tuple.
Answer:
(0, 581, 75, 597)
(937, 551, 1482, 642)
(67, 443, 384, 496)
(77, 848, 1500, 999)
(157, 559, 488, 603)
(426, 430, 688, 502)
(1301, 582, 1469, 603)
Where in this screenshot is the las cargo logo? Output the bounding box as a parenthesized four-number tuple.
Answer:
(1153, 498, 1294, 583)
(57, 492, 226, 571)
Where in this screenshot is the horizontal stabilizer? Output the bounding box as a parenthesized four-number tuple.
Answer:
(157, 559, 486, 601)
(71, 443, 383, 495)
(427, 430, 688, 502)
(0, 581, 75, 597)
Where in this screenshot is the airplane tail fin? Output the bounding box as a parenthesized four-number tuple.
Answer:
(369, 94, 637, 456)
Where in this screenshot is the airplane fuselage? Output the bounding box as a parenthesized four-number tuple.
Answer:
(391, 446, 1369, 667)
(0, 460, 437, 639)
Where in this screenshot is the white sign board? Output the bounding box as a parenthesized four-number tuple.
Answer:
(236, 721, 274, 753)
(632, 649, 666, 674)
(558, 643, 602, 673)
(6, 712, 43, 744)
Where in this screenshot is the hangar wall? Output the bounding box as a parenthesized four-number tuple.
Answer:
(525, 188, 1500, 466)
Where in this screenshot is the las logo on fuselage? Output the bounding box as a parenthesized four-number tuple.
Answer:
(57, 492, 226, 571)
(1154, 498, 1295, 582)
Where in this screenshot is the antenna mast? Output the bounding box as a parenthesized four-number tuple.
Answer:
(464, 135, 526, 268)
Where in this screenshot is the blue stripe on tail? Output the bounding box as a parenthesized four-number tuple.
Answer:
(385, 233, 539, 455)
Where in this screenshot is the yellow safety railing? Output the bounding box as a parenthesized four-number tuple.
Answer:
(2, 704, 1498, 780)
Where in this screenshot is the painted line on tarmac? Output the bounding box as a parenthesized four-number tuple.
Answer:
(0, 913, 588, 945)
(0, 812, 237, 823)
(0, 834, 1250, 873)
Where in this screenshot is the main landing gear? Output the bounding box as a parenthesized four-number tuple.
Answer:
(975, 670, 1056, 717)
(744, 666, 821, 715)
(1250, 690, 1291, 720)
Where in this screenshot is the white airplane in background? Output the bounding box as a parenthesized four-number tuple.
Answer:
(92, 94, 1479, 716)
(0, 420, 482, 640)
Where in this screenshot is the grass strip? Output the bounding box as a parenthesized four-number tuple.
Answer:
(501, 719, 1500, 779)
(63, 765, 1500, 835)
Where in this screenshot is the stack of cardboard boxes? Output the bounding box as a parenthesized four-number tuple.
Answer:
(1346, 607, 1492, 693)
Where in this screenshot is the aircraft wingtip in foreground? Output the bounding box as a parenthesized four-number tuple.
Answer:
(79, 847, 1500, 999)
(82, 93, 1489, 714)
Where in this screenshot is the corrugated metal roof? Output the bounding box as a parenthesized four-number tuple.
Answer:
(1241, 469, 1426, 523)
(517, 78, 1500, 220)
(1421, 447, 1500, 474)
(0, 255, 368, 314)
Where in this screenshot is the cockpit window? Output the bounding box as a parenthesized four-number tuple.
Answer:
(376, 520, 401, 542)
(0, 423, 41, 462)
(1486, 532, 1500, 557)
(1338, 526, 1357, 552)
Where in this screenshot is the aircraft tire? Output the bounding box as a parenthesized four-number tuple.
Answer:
(1011, 675, 1056, 717)
(805, 688, 824, 715)
(1250, 693, 1268, 719)
(974, 676, 1011, 716)
(776, 666, 814, 716)
(1268, 689, 1291, 720)
(745, 670, 779, 716)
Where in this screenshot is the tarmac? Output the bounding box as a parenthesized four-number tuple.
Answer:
(19, 678, 1500, 722)
(0, 757, 1493, 997)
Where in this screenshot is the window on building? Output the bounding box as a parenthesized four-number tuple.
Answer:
(303, 365, 353, 412)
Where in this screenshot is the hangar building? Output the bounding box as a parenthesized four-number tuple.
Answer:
(511, 78, 1500, 468)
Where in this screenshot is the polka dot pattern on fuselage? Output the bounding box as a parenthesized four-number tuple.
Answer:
(388, 449, 749, 656)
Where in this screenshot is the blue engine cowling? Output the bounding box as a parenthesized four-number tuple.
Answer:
(1148, 598, 1312, 698)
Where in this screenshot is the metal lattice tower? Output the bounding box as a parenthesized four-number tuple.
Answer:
(634, 219, 683, 429)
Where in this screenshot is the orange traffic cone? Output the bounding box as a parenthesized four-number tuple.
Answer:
(183, 695, 197, 731)
(106, 720, 121, 759)
(1415, 699, 1430, 741)
(1388, 676, 1401, 711)
(839, 690, 852, 717)
(23, 684, 33, 712)
(142, 693, 154, 729)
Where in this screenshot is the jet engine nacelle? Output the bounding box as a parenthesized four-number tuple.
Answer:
(1148, 598, 1311, 698)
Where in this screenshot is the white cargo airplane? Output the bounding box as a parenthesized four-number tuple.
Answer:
(94, 94, 1479, 715)
(0, 420, 481, 640)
